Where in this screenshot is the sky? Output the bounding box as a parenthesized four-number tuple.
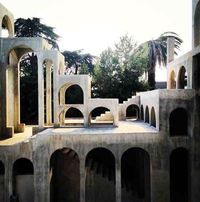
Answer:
(0, 0, 192, 80)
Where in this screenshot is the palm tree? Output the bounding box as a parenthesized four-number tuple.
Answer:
(140, 32, 183, 89)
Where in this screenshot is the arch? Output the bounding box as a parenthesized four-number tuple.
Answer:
(178, 66, 187, 89)
(65, 84, 84, 104)
(19, 52, 39, 125)
(169, 70, 176, 89)
(50, 148, 80, 202)
(1, 15, 14, 37)
(169, 108, 188, 136)
(126, 104, 139, 120)
(89, 107, 114, 126)
(12, 158, 34, 202)
(64, 107, 84, 126)
(194, 1, 200, 47)
(145, 106, 149, 123)
(121, 148, 151, 202)
(150, 107, 156, 127)
(0, 161, 5, 201)
(141, 105, 144, 121)
(170, 148, 189, 202)
(85, 147, 115, 202)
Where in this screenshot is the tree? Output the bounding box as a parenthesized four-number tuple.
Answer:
(92, 35, 148, 102)
(14, 17, 59, 124)
(15, 17, 59, 49)
(140, 32, 183, 89)
(62, 50, 95, 75)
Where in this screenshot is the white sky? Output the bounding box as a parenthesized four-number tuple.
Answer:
(0, 0, 192, 81)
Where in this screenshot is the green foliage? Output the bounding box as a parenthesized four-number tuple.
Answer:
(62, 50, 95, 75)
(15, 17, 60, 49)
(92, 35, 149, 103)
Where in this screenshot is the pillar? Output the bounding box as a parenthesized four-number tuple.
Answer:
(46, 60, 52, 125)
(115, 157, 121, 202)
(80, 157, 85, 202)
(167, 37, 175, 64)
(37, 55, 44, 127)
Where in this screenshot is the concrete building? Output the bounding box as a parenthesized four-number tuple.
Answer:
(0, 1, 199, 202)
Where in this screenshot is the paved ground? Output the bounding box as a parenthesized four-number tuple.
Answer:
(0, 121, 158, 145)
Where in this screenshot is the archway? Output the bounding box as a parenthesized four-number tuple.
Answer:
(126, 104, 139, 121)
(170, 148, 189, 202)
(178, 66, 187, 89)
(194, 1, 200, 47)
(65, 84, 84, 104)
(145, 106, 149, 123)
(19, 52, 38, 125)
(64, 107, 84, 126)
(12, 158, 34, 202)
(169, 71, 176, 89)
(89, 107, 113, 126)
(85, 148, 115, 202)
(1, 15, 13, 37)
(121, 148, 151, 202)
(169, 108, 188, 136)
(50, 148, 80, 202)
(141, 105, 144, 121)
(150, 107, 156, 127)
(0, 161, 5, 201)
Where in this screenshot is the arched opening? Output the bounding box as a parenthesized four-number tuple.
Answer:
(85, 148, 115, 202)
(169, 70, 176, 89)
(50, 148, 80, 202)
(169, 108, 188, 136)
(126, 104, 139, 121)
(145, 106, 149, 123)
(12, 158, 34, 202)
(89, 107, 114, 126)
(150, 107, 156, 127)
(0, 161, 5, 201)
(121, 148, 151, 202)
(65, 84, 84, 104)
(43, 59, 53, 125)
(141, 105, 144, 121)
(178, 66, 187, 89)
(19, 52, 38, 125)
(194, 1, 200, 47)
(1, 15, 13, 37)
(170, 148, 189, 202)
(64, 107, 84, 126)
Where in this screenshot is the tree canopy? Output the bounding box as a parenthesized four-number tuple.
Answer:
(15, 17, 59, 49)
(92, 34, 148, 103)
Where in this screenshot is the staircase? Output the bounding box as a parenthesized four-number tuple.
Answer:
(95, 111, 114, 122)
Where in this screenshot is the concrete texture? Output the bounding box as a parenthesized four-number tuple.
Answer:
(0, 1, 200, 202)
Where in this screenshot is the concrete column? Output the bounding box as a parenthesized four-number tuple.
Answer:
(80, 158, 86, 202)
(14, 64, 23, 132)
(167, 37, 175, 64)
(151, 168, 169, 202)
(115, 157, 121, 202)
(53, 61, 59, 126)
(46, 61, 52, 125)
(38, 56, 44, 127)
(60, 87, 65, 105)
(4, 160, 13, 202)
(34, 154, 49, 202)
